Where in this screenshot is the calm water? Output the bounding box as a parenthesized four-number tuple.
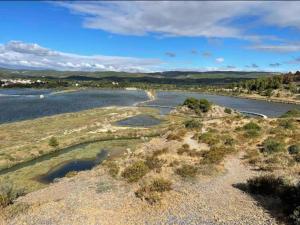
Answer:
(38, 150, 108, 184)
(0, 88, 300, 124)
(115, 115, 162, 127)
(0, 89, 147, 124)
(143, 91, 300, 116)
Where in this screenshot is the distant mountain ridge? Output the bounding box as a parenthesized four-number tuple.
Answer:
(0, 67, 278, 80)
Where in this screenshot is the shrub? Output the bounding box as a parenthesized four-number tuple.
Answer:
(224, 108, 232, 114)
(288, 145, 300, 155)
(182, 98, 211, 113)
(246, 175, 287, 196)
(201, 147, 232, 164)
(145, 156, 165, 171)
(0, 182, 24, 208)
(105, 161, 120, 178)
(199, 99, 212, 113)
(166, 129, 186, 141)
(291, 206, 300, 225)
(135, 178, 172, 204)
(281, 109, 300, 118)
(262, 138, 285, 154)
(149, 178, 172, 192)
(244, 129, 260, 138)
(122, 161, 149, 183)
(223, 136, 235, 146)
(48, 137, 59, 148)
(199, 132, 219, 146)
(243, 122, 261, 131)
(183, 97, 199, 110)
(177, 144, 202, 157)
(279, 119, 294, 129)
(152, 148, 168, 157)
(184, 119, 202, 129)
(246, 176, 300, 224)
(175, 164, 198, 178)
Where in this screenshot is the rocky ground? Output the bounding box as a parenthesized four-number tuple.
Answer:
(0, 138, 281, 225)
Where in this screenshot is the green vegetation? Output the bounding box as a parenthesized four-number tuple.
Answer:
(48, 137, 59, 148)
(145, 156, 165, 171)
(0, 181, 24, 208)
(104, 161, 120, 178)
(279, 119, 295, 129)
(175, 164, 198, 178)
(262, 138, 285, 154)
(243, 122, 261, 131)
(224, 108, 232, 114)
(246, 175, 300, 225)
(288, 145, 300, 155)
(183, 98, 212, 114)
(184, 119, 202, 129)
(236, 72, 300, 93)
(281, 109, 300, 118)
(242, 122, 261, 138)
(199, 131, 220, 146)
(201, 147, 234, 164)
(122, 161, 149, 183)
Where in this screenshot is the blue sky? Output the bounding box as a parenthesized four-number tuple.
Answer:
(0, 1, 300, 72)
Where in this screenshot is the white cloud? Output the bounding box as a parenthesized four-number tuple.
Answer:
(215, 57, 224, 63)
(0, 41, 162, 72)
(247, 44, 300, 53)
(56, 1, 300, 40)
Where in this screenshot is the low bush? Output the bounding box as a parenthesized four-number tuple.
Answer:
(262, 138, 285, 154)
(201, 147, 226, 164)
(166, 129, 187, 141)
(243, 122, 261, 131)
(184, 119, 202, 129)
(0, 182, 25, 208)
(175, 164, 198, 178)
(281, 109, 300, 118)
(48, 137, 59, 148)
(224, 108, 232, 114)
(288, 145, 300, 155)
(223, 136, 235, 146)
(145, 156, 165, 171)
(246, 175, 287, 196)
(246, 175, 300, 225)
(152, 148, 168, 157)
(244, 129, 261, 138)
(105, 161, 120, 178)
(122, 161, 149, 183)
(279, 119, 294, 129)
(177, 145, 202, 157)
(135, 178, 172, 204)
(199, 132, 220, 146)
(149, 178, 172, 192)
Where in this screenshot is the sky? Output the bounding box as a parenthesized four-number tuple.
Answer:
(1, 1, 300, 73)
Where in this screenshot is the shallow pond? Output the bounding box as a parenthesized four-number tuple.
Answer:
(38, 150, 108, 183)
(115, 114, 162, 127)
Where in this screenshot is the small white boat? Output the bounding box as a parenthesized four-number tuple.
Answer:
(39, 94, 44, 99)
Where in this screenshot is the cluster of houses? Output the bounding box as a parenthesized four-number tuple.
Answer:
(0, 79, 44, 87)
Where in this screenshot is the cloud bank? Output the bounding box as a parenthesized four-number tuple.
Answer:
(0, 41, 162, 72)
(57, 1, 300, 41)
